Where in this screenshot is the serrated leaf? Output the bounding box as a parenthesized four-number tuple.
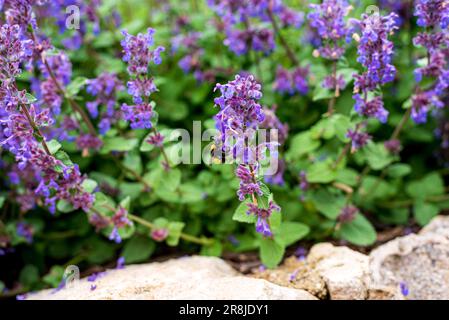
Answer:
(81, 179, 98, 193)
(387, 164, 411, 178)
(338, 214, 376, 246)
(232, 199, 255, 223)
(25, 93, 37, 104)
(311, 189, 346, 219)
(65, 77, 88, 98)
(307, 161, 337, 184)
(276, 222, 310, 246)
(414, 200, 439, 226)
(406, 173, 444, 200)
(101, 137, 138, 153)
(122, 236, 155, 263)
(363, 142, 394, 170)
(200, 240, 223, 257)
(47, 140, 62, 154)
(259, 238, 285, 269)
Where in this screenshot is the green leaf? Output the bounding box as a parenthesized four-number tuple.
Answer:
(47, 140, 62, 154)
(307, 161, 337, 184)
(288, 132, 320, 158)
(232, 199, 255, 223)
(338, 214, 376, 246)
(414, 200, 439, 226)
(101, 137, 138, 153)
(336, 168, 359, 186)
(311, 189, 345, 219)
(160, 168, 182, 192)
(363, 142, 394, 170)
(200, 240, 223, 257)
(65, 76, 88, 98)
(337, 68, 358, 86)
(42, 265, 65, 288)
(386, 164, 411, 178)
(259, 238, 285, 269)
(0, 196, 5, 209)
(86, 238, 115, 264)
(276, 222, 310, 247)
(406, 173, 445, 200)
(330, 114, 352, 143)
(25, 93, 37, 104)
(56, 199, 75, 213)
(122, 236, 155, 263)
(166, 221, 185, 246)
(123, 152, 143, 177)
(19, 265, 40, 288)
(81, 179, 98, 193)
(119, 196, 131, 211)
(313, 85, 334, 101)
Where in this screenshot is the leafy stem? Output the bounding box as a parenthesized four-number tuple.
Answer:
(29, 28, 97, 137)
(266, 7, 299, 67)
(127, 213, 213, 245)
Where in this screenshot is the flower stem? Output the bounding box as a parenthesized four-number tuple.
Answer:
(391, 107, 412, 141)
(150, 127, 171, 169)
(110, 156, 152, 191)
(267, 8, 299, 67)
(333, 142, 351, 169)
(20, 103, 51, 155)
(327, 60, 338, 115)
(29, 28, 97, 137)
(127, 213, 213, 245)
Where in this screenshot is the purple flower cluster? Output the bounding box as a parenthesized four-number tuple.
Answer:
(208, 0, 303, 55)
(260, 106, 288, 186)
(38, 51, 72, 116)
(236, 164, 263, 201)
(349, 12, 398, 123)
(307, 0, 352, 60)
(1, 0, 43, 32)
(411, 0, 448, 123)
(39, 0, 109, 50)
(213, 74, 281, 236)
(16, 222, 34, 243)
(247, 201, 280, 237)
(86, 72, 124, 135)
(109, 206, 132, 243)
(273, 66, 309, 95)
(0, 24, 33, 80)
(346, 128, 371, 152)
(213, 75, 266, 162)
(171, 25, 208, 82)
(120, 28, 165, 129)
(1, 20, 94, 215)
(338, 205, 358, 223)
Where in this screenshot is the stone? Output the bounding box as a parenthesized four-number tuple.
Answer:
(254, 256, 327, 299)
(26, 256, 317, 300)
(369, 215, 449, 300)
(306, 243, 369, 300)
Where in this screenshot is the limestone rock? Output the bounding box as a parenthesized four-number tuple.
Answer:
(369, 225, 449, 300)
(306, 243, 369, 300)
(254, 256, 327, 299)
(26, 256, 317, 300)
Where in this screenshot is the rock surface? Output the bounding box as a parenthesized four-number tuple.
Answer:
(25, 216, 449, 300)
(26, 256, 317, 300)
(369, 216, 449, 300)
(306, 243, 370, 300)
(255, 256, 327, 299)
